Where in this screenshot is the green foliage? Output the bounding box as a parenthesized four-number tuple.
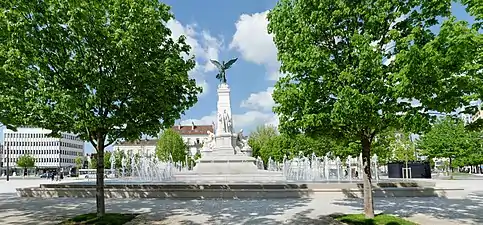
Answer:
(156, 129, 187, 162)
(3, 0, 200, 145)
(388, 131, 418, 162)
(113, 149, 125, 169)
(418, 117, 473, 159)
(259, 134, 332, 164)
(267, 0, 479, 145)
(16, 154, 35, 168)
(267, 0, 480, 217)
(89, 157, 98, 169)
(75, 156, 84, 169)
(248, 125, 279, 158)
(188, 152, 201, 168)
(2, 0, 200, 216)
(333, 213, 417, 225)
(104, 151, 112, 169)
(259, 134, 293, 163)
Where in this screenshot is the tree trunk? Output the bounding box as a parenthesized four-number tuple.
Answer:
(96, 135, 106, 217)
(361, 137, 374, 218)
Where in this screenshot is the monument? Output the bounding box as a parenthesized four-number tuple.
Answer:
(175, 58, 285, 181)
(193, 58, 259, 173)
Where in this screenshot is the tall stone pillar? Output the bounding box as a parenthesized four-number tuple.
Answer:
(212, 83, 235, 156)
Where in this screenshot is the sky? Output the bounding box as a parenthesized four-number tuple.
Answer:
(0, 1, 475, 153)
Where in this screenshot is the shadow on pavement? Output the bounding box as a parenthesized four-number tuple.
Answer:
(332, 191, 483, 224)
(0, 193, 325, 225)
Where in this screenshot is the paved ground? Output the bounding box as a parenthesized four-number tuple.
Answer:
(1, 179, 482, 225)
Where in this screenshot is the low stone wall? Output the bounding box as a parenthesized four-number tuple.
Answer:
(16, 181, 462, 199)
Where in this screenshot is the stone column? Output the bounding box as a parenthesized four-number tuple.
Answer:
(212, 83, 235, 156)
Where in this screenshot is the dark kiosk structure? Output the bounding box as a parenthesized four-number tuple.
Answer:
(388, 161, 432, 179)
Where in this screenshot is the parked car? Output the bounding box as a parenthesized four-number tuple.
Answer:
(39, 173, 48, 178)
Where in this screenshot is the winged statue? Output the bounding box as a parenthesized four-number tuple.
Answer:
(210, 58, 238, 84)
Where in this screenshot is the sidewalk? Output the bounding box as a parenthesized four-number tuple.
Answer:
(0, 179, 482, 225)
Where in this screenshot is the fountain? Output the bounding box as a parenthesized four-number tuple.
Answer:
(16, 58, 450, 199)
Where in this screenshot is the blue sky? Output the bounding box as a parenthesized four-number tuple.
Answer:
(0, 1, 475, 153)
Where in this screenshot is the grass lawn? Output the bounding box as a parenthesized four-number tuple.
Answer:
(58, 213, 137, 225)
(332, 213, 417, 225)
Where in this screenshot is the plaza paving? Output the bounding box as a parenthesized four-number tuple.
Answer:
(0, 179, 482, 225)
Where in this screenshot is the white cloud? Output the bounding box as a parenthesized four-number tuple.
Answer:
(230, 11, 283, 81)
(240, 87, 275, 111)
(181, 110, 278, 133)
(166, 20, 223, 97)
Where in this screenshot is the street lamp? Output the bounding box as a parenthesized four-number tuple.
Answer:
(6, 143, 9, 181)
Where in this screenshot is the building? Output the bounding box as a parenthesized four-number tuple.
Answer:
(1, 127, 85, 175)
(113, 123, 214, 157)
(114, 139, 157, 157)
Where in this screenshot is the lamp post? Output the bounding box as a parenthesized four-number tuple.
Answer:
(6, 144, 9, 181)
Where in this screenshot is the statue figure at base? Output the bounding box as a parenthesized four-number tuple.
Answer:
(203, 130, 216, 150)
(235, 129, 250, 155)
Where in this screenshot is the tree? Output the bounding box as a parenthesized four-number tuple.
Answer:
(16, 155, 35, 176)
(104, 151, 112, 169)
(259, 135, 295, 163)
(0, 8, 30, 131)
(156, 129, 187, 163)
(113, 149, 125, 169)
(267, 0, 480, 218)
(248, 125, 279, 158)
(390, 132, 418, 163)
(2, 0, 200, 217)
(89, 157, 98, 169)
(418, 117, 474, 179)
(75, 155, 84, 169)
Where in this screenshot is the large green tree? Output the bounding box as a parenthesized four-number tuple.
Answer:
(2, 0, 200, 217)
(268, 0, 480, 217)
(156, 129, 187, 163)
(418, 117, 476, 178)
(0, 3, 30, 130)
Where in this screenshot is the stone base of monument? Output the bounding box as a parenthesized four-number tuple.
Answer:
(193, 155, 258, 173)
(16, 181, 463, 199)
(185, 155, 286, 182)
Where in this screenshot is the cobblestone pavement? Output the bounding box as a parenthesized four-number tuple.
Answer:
(0, 179, 482, 225)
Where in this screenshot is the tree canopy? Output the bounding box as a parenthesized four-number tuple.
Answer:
(2, 0, 200, 217)
(156, 129, 187, 163)
(418, 117, 476, 161)
(248, 125, 279, 158)
(16, 154, 35, 168)
(75, 155, 84, 169)
(267, 0, 480, 218)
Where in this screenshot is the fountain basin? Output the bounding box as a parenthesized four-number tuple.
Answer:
(16, 180, 461, 199)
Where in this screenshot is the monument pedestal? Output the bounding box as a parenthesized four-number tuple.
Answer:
(193, 155, 258, 174)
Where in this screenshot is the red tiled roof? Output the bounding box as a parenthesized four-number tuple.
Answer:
(171, 125, 213, 135)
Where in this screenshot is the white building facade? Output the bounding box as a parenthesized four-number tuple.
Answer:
(1, 127, 84, 174)
(113, 124, 214, 158)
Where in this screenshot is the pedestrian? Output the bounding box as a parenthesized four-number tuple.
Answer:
(51, 172, 55, 181)
(60, 173, 64, 180)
